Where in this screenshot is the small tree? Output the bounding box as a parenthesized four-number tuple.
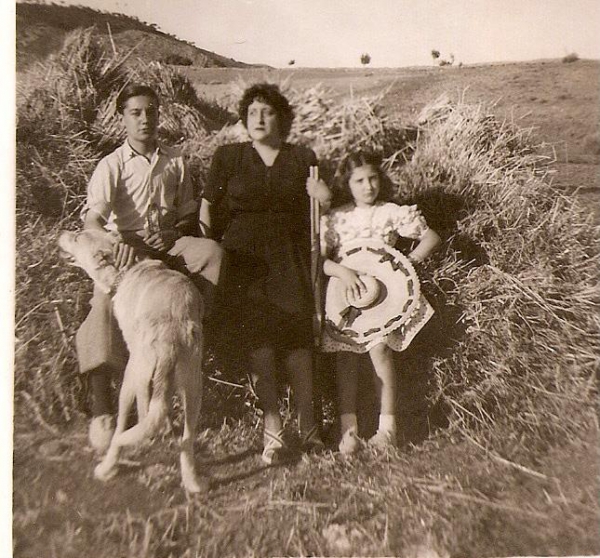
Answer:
(360, 53, 371, 66)
(288, 59, 295, 66)
(431, 49, 440, 64)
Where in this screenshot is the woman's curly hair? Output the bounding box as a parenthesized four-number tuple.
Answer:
(238, 83, 294, 139)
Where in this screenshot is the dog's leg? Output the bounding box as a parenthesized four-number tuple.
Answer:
(135, 369, 151, 423)
(94, 362, 136, 481)
(178, 349, 208, 494)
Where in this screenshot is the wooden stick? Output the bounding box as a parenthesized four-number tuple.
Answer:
(309, 165, 320, 244)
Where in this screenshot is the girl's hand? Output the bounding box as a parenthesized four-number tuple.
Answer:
(306, 176, 332, 205)
(113, 239, 137, 270)
(143, 229, 179, 252)
(338, 266, 367, 302)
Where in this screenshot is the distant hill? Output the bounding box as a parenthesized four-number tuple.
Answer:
(16, 1, 258, 70)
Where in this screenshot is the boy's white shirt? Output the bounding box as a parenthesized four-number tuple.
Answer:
(83, 141, 197, 233)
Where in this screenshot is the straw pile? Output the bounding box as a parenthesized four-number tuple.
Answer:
(390, 96, 599, 447)
(15, 28, 235, 423)
(15, 32, 598, 455)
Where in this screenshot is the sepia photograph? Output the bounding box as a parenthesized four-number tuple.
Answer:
(11, 1, 600, 556)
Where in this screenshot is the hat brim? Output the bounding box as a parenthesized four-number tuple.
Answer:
(325, 239, 421, 344)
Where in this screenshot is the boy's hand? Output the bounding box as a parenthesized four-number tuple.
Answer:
(113, 239, 137, 270)
(306, 177, 332, 205)
(338, 267, 367, 302)
(143, 229, 179, 252)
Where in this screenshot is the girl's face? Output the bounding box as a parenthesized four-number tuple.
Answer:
(247, 99, 280, 144)
(348, 165, 380, 207)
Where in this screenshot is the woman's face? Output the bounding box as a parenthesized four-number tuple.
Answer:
(246, 99, 280, 143)
(348, 164, 381, 207)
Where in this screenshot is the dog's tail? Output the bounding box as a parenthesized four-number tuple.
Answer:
(114, 342, 176, 447)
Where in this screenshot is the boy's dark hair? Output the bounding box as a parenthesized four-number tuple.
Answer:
(334, 150, 395, 205)
(238, 83, 294, 139)
(116, 83, 160, 114)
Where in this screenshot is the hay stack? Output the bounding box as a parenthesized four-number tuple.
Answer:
(390, 96, 599, 446)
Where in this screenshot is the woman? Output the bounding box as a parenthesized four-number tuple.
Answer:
(199, 83, 331, 464)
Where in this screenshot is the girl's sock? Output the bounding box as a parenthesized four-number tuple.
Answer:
(378, 414, 396, 434)
(339, 413, 360, 454)
(340, 413, 358, 434)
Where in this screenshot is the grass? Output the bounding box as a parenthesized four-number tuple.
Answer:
(13, 28, 600, 557)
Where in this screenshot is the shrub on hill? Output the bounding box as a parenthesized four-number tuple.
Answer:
(562, 52, 579, 63)
(161, 53, 194, 66)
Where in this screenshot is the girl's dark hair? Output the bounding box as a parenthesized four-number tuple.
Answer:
(116, 83, 160, 114)
(334, 151, 395, 205)
(238, 83, 294, 139)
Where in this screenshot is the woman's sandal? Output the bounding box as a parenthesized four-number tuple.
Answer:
(339, 428, 361, 455)
(301, 425, 326, 454)
(262, 429, 287, 465)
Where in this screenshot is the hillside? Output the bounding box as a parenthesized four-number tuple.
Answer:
(16, 1, 256, 69)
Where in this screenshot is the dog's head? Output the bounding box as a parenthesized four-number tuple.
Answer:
(58, 230, 119, 294)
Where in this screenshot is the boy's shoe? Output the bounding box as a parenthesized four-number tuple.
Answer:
(89, 414, 115, 452)
(339, 428, 360, 455)
(367, 429, 397, 449)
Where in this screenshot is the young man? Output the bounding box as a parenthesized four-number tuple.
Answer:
(77, 83, 222, 451)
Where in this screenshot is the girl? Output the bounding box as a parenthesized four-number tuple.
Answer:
(320, 151, 441, 454)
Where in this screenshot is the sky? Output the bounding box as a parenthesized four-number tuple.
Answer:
(32, 0, 600, 68)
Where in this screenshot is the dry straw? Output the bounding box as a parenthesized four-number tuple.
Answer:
(15, 32, 599, 454)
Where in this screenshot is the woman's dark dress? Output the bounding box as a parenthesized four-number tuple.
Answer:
(204, 142, 318, 353)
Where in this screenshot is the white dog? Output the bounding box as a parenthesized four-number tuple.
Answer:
(58, 229, 207, 493)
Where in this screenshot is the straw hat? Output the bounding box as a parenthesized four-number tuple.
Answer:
(324, 239, 421, 344)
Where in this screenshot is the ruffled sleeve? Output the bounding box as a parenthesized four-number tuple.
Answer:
(390, 204, 429, 239)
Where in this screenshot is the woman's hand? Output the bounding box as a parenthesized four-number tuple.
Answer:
(306, 176, 332, 206)
(143, 229, 180, 253)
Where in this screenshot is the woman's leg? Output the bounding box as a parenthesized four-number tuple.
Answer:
(284, 347, 318, 436)
(369, 343, 397, 447)
(336, 351, 360, 453)
(249, 345, 282, 435)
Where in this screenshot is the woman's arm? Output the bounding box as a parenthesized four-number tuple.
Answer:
(199, 198, 213, 239)
(408, 228, 441, 263)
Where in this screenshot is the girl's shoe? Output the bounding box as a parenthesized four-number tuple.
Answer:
(262, 429, 287, 465)
(368, 429, 397, 449)
(301, 425, 326, 453)
(339, 428, 360, 455)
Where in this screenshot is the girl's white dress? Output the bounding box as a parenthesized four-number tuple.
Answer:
(320, 201, 434, 353)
